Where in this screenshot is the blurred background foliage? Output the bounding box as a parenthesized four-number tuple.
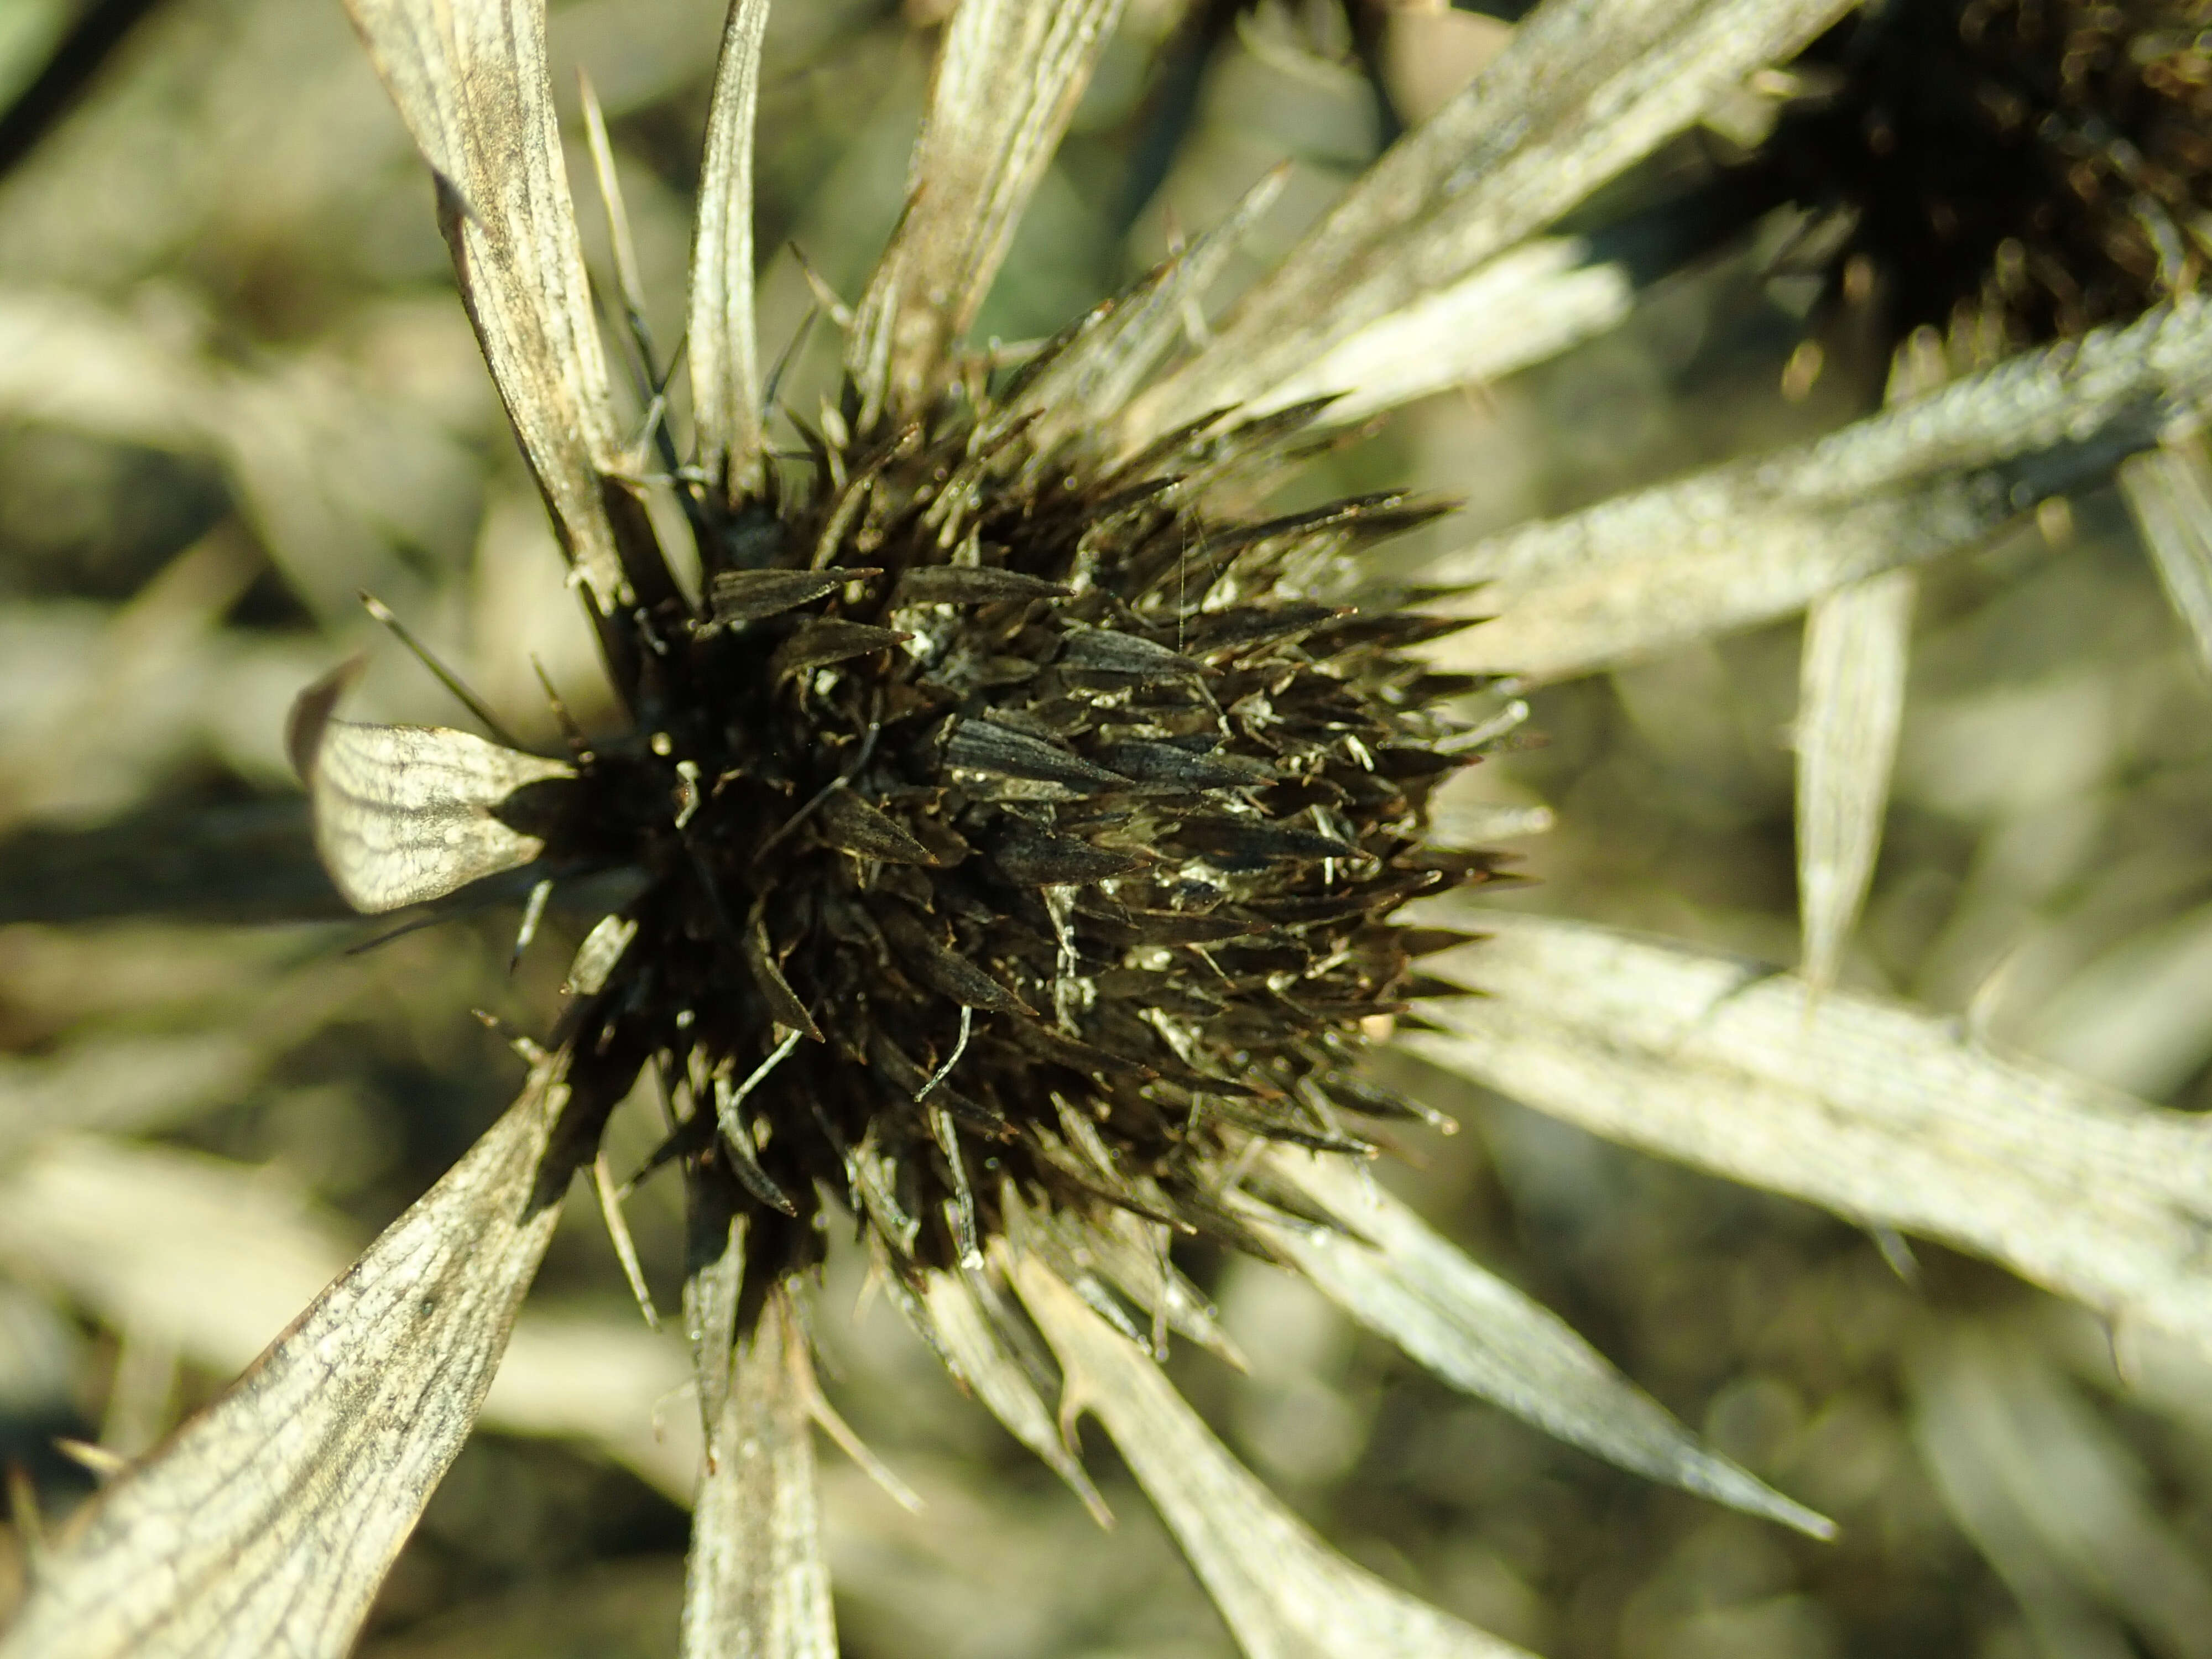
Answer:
(4, 2, 2212, 1656)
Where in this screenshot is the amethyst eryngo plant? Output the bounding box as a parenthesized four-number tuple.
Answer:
(25, 0, 2212, 1653)
(0, 1, 1859, 1653)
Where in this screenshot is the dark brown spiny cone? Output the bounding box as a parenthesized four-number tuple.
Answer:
(1747, 0, 2212, 346)
(531, 335, 1498, 1317)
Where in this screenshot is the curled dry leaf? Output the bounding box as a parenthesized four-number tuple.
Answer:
(0, 1060, 578, 1659)
(1399, 905, 2212, 1356)
(1250, 1148, 1834, 1538)
(1419, 296, 2212, 681)
(1010, 1253, 1535, 1659)
(1794, 568, 1914, 992)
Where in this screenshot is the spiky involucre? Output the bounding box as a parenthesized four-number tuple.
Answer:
(541, 332, 1497, 1309)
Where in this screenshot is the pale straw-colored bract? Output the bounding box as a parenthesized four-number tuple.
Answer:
(7, 2, 2212, 1656)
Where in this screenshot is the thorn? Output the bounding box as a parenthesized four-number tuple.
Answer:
(787, 241, 854, 330)
(1963, 946, 2022, 1046)
(530, 657, 591, 760)
(343, 912, 454, 956)
(805, 1385, 923, 1514)
(914, 1005, 973, 1104)
(762, 304, 821, 423)
(592, 1152, 661, 1330)
(358, 591, 522, 748)
(472, 1008, 546, 1064)
(53, 1438, 128, 1482)
(511, 878, 554, 973)
(2109, 1314, 2144, 1389)
(1870, 1226, 1921, 1284)
(931, 1107, 983, 1273)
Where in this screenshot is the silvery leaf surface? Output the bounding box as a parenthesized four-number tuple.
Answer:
(1794, 568, 1914, 992)
(1247, 237, 1635, 426)
(1416, 298, 2212, 681)
(1249, 1149, 1832, 1538)
(1123, 0, 1851, 445)
(849, 0, 1126, 418)
(1396, 904, 2212, 1354)
(288, 671, 575, 914)
(341, 0, 628, 605)
(0, 1061, 577, 1659)
(1010, 1253, 1536, 1659)
(680, 1291, 837, 1659)
(0, 1134, 697, 1499)
(687, 0, 773, 502)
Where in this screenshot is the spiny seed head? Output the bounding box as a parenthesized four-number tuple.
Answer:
(531, 354, 1498, 1301)
(1754, 0, 2212, 344)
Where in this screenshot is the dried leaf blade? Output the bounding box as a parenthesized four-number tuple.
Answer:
(1011, 1254, 1533, 1659)
(1399, 905, 2212, 1354)
(291, 699, 575, 914)
(342, 0, 627, 603)
(688, 0, 774, 500)
(0, 1062, 577, 1659)
(1795, 569, 1914, 990)
(1256, 1150, 1833, 1538)
(849, 0, 1128, 414)
(680, 1292, 837, 1659)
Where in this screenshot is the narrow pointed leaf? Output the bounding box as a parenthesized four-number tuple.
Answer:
(1010, 165, 1288, 440)
(688, 0, 773, 502)
(0, 1134, 697, 1504)
(2120, 437, 2212, 679)
(1249, 238, 1633, 425)
(1011, 1255, 1535, 1659)
(1795, 569, 1913, 991)
(849, 0, 1127, 417)
(1253, 1149, 1832, 1537)
(1417, 298, 2212, 681)
(680, 1292, 837, 1659)
(0, 1062, 577, 1659)
(916, 1268, 1107, 1516)
(682, 1166, 746, 1463)
(1399, 905, 2212, 1354)
(289, 688, 575, 914)
(342, 0, 628, 603)
(1124, 0, 1850, 444)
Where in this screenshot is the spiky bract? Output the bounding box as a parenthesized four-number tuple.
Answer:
(543, 337, 1495, 1311)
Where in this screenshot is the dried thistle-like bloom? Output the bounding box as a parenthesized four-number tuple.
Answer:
(79, 0, 2212, 1655)
(1744, 0, 2212, 345)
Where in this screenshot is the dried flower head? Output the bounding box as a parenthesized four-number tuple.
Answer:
(1747, 0, 2212, 343)
(34, 1, 2212, 1656)
(304, 268, 1489, 1300)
